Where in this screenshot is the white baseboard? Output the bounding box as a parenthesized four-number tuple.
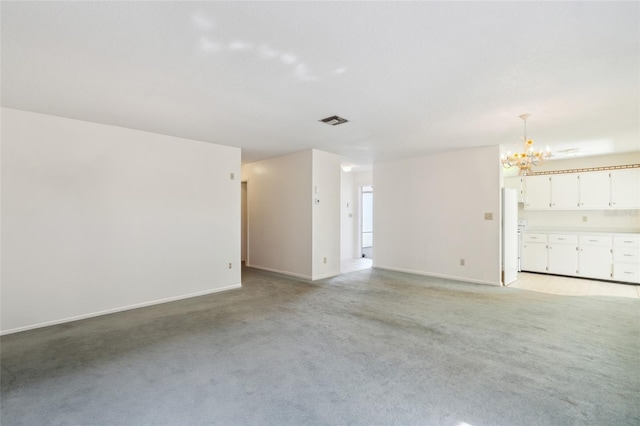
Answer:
(246, 264, 339, 282)
(373, 265, 501, 287)
(246, 264, 313, 281)
(312, 272, 340, 280)
(1, 283, 242, 336)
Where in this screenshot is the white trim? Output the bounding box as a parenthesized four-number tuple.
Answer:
(372, 265, 501, 287)
(312, 272, 340, 280)
(246, 264, 313, 281)
(246, 264, 338, 281)
(0, 283, 242, 336)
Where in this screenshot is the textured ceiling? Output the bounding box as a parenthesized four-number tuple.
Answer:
(2, 1, 638, 166)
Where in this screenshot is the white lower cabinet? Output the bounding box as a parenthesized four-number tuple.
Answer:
(521, 233, 548, 273)
(578, 235, 612, 280)
(613, 236, 640, 283)
(521, 231, 638, 284)
(613, 264, 640, 283)
(547, 234, 578, 277)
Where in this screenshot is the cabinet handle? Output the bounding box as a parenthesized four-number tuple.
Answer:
(589, 240, 597, 242)
(558, 238, 566, 240)
(624, 272, 633, 275)
(623, 254, 633, 257)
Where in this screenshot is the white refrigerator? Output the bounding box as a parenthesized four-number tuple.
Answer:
(502, 188, 519, 285)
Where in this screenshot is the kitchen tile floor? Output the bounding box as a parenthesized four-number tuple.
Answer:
(340, 257, 373, 274)
(339, 260, 639, 299)
(509, 271, 640, 299)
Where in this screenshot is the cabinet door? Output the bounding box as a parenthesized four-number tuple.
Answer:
(548, 243, 579, 276)
(551, 174, 579, 209)
(610, 169, 640, 209)
(521, 242, 548, 272)
(578, 171, 610, 209)
(504, 176, 524, 203)
(579, 246, 612, 280)
(524, 175, 551, 210)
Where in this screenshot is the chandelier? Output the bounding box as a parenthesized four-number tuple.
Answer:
(501, 114, 551, 175)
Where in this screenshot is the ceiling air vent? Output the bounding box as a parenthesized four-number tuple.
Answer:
(320, 115, 349, 126)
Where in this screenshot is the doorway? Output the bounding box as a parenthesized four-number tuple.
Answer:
(361, 185, 373, 259)
(241, 181, 247, 265)
(339, 172, 373, 274)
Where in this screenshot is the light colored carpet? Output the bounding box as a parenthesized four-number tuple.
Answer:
(2, 267, 639, 425)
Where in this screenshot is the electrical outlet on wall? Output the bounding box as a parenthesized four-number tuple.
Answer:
(460, 259, 465, 266)
(323, 257, 327, 264)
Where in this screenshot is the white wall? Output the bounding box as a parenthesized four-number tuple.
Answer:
(311, 150, 341, 279)
(242, 150, 313, 279)
(1, 108, 241, 334)
(340, 170, 355, 260)
(374, 146, 502, 286)
(516, 152, 640, 231)
(533, 152, 640, 173)
(502, 152, 640, 178)
(242, 149, 341, 280)
(241, 182, 247, 262)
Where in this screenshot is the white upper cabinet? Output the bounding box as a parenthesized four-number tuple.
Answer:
(578, 171, 610, 209)
(523, 168, 639, 210)
(610, 168, 640, 209)
(551, 174, 579, 209)
(504, 176, 524, 203)
(524, 175, 551, 209)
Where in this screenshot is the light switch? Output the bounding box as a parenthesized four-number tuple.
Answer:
(484, 212, 493, 220)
